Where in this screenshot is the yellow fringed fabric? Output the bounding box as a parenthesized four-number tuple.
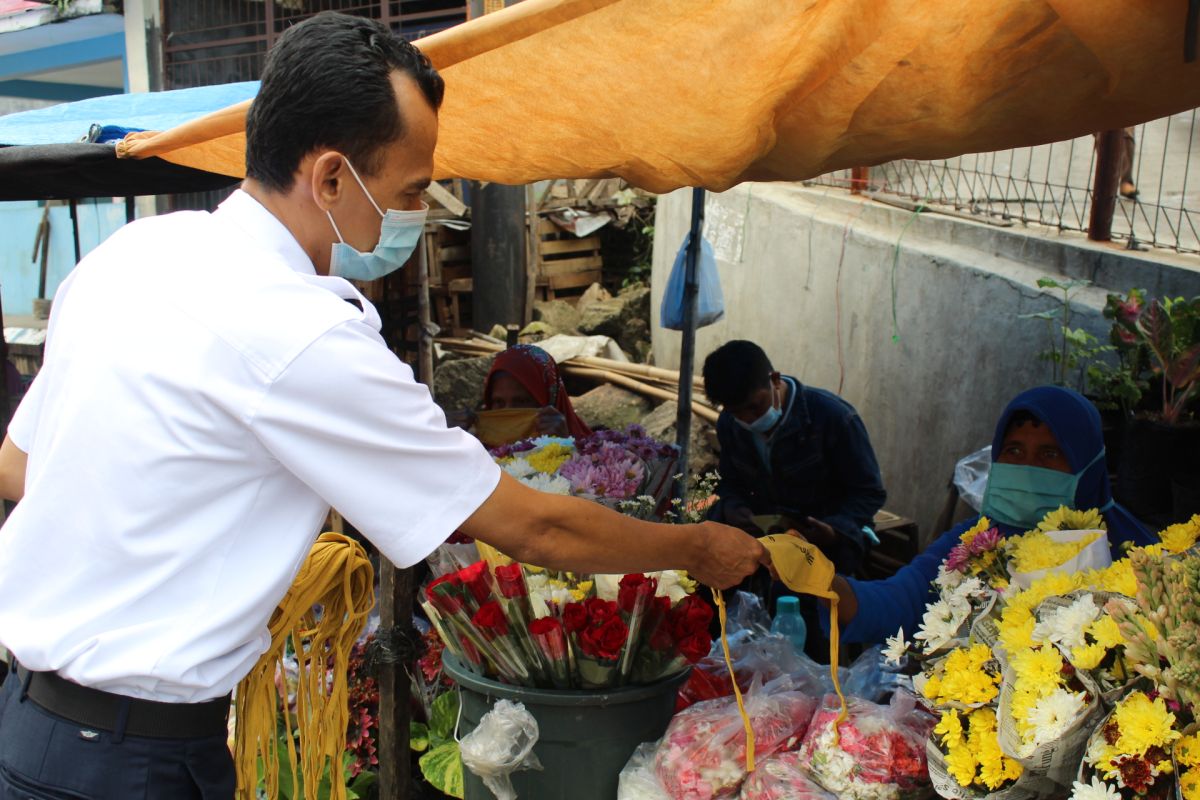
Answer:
(234, 532, 375, 800)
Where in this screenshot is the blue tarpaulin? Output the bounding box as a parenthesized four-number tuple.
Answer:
(0, 82, 259, 146)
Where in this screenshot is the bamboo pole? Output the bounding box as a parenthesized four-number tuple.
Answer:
(562, 365, 719, 424)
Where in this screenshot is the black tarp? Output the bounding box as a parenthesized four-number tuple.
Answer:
(0, 143, 239, 201)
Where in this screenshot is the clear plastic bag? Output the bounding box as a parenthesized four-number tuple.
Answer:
(660, 233, 725, 330)
(797, 692, 935, 800)
(953, 446, 991, 512)
(842, 645, 914, 705)
(738, 751, 837, 800)
(656, 677, 818, 800)
(619, 741, 672, 800)
(459, 699, 543, 800)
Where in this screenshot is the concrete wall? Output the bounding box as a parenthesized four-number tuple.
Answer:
(651, 184, 1200, 541)
(0, 200, 127, 315)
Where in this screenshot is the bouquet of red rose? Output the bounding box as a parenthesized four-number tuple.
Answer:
(634, 594, 714, 684)
(564, 597, 630, 688)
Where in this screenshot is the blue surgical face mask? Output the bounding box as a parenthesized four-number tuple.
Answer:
(736, 382, 782, 435)
(326, 157, 428, 282)
(980, 450, 1110, 529)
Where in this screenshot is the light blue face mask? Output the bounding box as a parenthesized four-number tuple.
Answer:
(326, 157, 428, 282)
(980, 450, 1111, 529)
(736, 381, 782, 435)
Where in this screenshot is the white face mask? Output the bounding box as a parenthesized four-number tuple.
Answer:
(325, 157, 428, 282)
(736, 380, 782, 434)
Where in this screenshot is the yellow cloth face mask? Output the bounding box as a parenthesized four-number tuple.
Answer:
(713, 533, 849, 774)
(475, 408, 540, 448)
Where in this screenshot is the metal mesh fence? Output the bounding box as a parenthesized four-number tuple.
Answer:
(808, 109, 1200, 255)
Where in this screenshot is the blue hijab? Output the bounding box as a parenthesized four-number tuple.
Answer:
(990, 386, 1154, 549)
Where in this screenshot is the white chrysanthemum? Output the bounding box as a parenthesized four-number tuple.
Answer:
(1070, 776, 1120, 800)
(1033, 595, 1100, 651)
(883, 627, 908, 666)
(520, 472, 571, 495)
(502, 458, 537, 479)
(1026, 689, 1087, 749)
(592, 574, 621, 602)
(656, 570, 692, 604)
(935, 564, 964, 591)
(914, 598, 968, 650)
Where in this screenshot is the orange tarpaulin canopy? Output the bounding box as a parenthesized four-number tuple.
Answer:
(118, 0, 1200, 193)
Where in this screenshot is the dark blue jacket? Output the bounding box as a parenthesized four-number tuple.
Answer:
(713, 378, 886, 573)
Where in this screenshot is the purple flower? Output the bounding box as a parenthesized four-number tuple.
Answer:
(945, 544, 971, 573)
(970, 527, 1001, 555)
(559, 443, 646, 499)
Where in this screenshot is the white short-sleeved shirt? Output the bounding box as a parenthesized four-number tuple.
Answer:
(0, 190, 500, 702)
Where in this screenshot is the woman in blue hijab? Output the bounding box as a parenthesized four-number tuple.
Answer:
(830, 385, 1153, 646)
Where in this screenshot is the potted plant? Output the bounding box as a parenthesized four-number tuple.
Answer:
(1099, 289, 1200, 523)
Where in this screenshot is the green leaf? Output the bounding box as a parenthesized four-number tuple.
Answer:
(1037, 277, 1064, 289)
(411, 721, 431, 753)
(420, 740, 466, 800)
(429, 690, 460, 741)
(348, 770, 378, 797)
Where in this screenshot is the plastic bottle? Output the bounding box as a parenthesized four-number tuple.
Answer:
(770, 595, 807, 655)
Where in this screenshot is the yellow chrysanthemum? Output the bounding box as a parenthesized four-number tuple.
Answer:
(1177, 734, 1200, 768)
(968, 708, 1023, 789)
(922, 673, 942, 701)
(1158, 514, 1200, 555)
(935, 709, 964, 745)
(998, 606, 1036, 654)
(1036, 506, 1106, 533)
(1009, 530, 1104, 573)
(945, 742, 978, 787)
(1071, 642, 1106, 670)
(1182, 768, 1200, 800)
(932, 645, 1000, 705)
(960, 516, 993, 548)
(1085, 559, 1137, 596)
(1113, 692, 1181, 755)
(1088, 615, 1124, 650)
(1011, 646, 1064, 689)
(526, 443, 574, 474)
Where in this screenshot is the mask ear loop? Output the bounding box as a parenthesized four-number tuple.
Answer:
(325, 210, 347, 244)
(340, 157, 385, 217)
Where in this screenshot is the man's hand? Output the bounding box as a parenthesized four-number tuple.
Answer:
(688, 521, 771, 589)
(797, 516, 838, 549)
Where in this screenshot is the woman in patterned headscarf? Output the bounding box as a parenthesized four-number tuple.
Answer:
(474, 344, 592, 446)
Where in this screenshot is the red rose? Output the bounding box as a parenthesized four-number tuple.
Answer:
(584, 597, 618, 624)
(562, 602, 589, 634)
(528, 617, 564, 637)
(617, 574, 658, 615)
(649, 618, 675, 652)
(471, 600, 509, 638)
(670, 595, 713, 638)
(458, 561, 493, 606)
(529, 617, 567, 660)
(494, 563, 528, 599)
(425, 574, 464, 614)
(677, 632, 712, 663)
(581, 615, 629, 661)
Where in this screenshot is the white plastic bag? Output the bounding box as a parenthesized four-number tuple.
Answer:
(660, 232, 724, 330)
(952, 446, 991, 512)
(459, 700, 543, 800)
(618, 741, 672, 800)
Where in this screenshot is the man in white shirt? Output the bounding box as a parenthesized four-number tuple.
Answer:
(0, 13, 767, 798)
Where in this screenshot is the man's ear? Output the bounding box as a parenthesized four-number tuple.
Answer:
(310, 151, 348, 212)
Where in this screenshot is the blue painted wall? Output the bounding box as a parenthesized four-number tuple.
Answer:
(0, 200, 127, 315)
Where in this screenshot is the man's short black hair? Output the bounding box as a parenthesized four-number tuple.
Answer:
(245, 12, 445, 192)
(702, 340, 775, 408)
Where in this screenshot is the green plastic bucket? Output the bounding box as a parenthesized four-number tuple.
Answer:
(443, 653, 688, 800)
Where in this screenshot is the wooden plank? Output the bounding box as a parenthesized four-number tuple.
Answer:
(539, 254, 604, 276)
(436, 244, 471, 262)
(547, 269, 602, 290)
(539, 237, 602, 256)
(424, 181, 467, 217)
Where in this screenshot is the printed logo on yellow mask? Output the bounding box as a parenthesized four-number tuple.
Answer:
(759, 534, 835, 598)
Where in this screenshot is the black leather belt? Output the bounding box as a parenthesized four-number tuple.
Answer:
(17, 665, 230, 740)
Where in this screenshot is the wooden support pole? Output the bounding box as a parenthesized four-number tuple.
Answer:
(1089, 130, 1124, 242)
(850, 166, 871, 194)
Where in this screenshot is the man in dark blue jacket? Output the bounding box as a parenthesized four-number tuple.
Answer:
(703, 340, 886, 576)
